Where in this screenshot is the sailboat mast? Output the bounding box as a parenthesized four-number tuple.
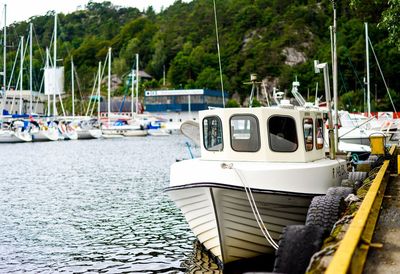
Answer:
(135, 53, 139, 115)
(131, 68, 134, 117)
(1, 4, 6, 116)
(108, 47, 111, 125)
(71, 57, 75, 117)
(365, 22, 371, 116)
(2, 4, 6, 113)
(213, 0, 225, 108)
(53, 13, 57, 116)
(19, 36, 23, 115)
(46, 47, 50, 115)
(97, 61, 101, 121)
(29, 23, 33, 114)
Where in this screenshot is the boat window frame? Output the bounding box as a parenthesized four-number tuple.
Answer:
(229, 114, 261, 152)
(202, 115, 224, 152)
(303, 117, 314, 151)
(268, 115, 298, 153)
(315, 118, 324, 150)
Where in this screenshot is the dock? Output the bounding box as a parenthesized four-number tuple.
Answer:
(364, 170, 400, 272)
(307, 146, 400, 274)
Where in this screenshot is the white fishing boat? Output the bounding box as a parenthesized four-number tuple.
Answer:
(166, 103, 348, 265)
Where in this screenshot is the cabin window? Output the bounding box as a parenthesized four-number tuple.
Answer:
(230, 115, 260, 152)
(316, 118, 324, 150)
(303, 118, 314, 151)
(203, 116, 223, 151)
(268, 116, 298, 152)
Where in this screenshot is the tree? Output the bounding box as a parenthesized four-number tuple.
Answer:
(226, 99, 240, 108)
(380, 0, 400, 49)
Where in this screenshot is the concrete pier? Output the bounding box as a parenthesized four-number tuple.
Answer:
(364, 174, 400, 273)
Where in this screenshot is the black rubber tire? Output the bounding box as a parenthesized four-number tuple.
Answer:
(305, 195, 344, 233)
(348, 171, 367, 182)
(273, 225, 325, 274)
(326, 186, 353, 199)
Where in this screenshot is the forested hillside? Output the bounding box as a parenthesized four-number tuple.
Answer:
(3, 0, 400, 112)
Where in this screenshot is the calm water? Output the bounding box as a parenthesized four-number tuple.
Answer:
(0, 136, 220, 273)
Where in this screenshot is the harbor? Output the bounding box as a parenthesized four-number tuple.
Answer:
(1, 0, 400, 273)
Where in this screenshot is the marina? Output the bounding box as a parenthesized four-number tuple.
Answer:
(1, 0, 400, 273)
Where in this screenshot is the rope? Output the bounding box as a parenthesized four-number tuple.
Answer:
(222, 163, 279, 249)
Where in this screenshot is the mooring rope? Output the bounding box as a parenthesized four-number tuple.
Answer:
(221, 163, 279, 250)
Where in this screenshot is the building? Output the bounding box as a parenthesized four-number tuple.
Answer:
(144, 89, 228, 122)
(1, 90, 46, 115)
(99, 98, 142, 118)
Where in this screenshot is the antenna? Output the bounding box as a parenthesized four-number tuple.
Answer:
(291, 79, 306, 106)
(244, 73, 262, 107)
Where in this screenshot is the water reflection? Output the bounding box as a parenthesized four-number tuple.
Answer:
(182, 240, 275, 274)
(182, 241, 222, 273)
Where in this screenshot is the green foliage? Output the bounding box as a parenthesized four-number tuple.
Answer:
(226, 99, 240, 108)
(251, 98, 262, 107)
(4, 0, 400, 115)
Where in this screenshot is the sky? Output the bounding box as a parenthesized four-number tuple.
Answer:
(1, 0, 181, 26)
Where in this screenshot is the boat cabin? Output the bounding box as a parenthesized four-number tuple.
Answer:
(200, 103, 326, 163)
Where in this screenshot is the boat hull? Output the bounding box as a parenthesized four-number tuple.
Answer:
(167, 158, 347, 264)
(76, 129, 102, 139)
(0, 130, 32, 143)
(167, 185, 313, 264)
(123, 129, 148, 137)
(31, 129, 59, 142)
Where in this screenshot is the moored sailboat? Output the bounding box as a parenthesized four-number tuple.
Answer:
(0, 120, 32, 143)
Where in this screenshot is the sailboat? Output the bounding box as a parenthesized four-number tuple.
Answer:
(0, 120, 32, 143)
(31, 15, 62, 142)
(101, 49, 147, 138)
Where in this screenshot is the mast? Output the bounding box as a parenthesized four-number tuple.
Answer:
(131, 68, 134, 117)
(46, 47, 50, 115)
(135, 53, 139, 115)
(108, 47, 111, 125)
(365, 22, 371, 116)
(53, 13, 57, 116)
(332, 1, 338, 153)
(213, 0, 225, 107)
(314, 60, 336, 159)
(19, 36, 23, 115)
(2, 4, 6, 115)
(97, 61, 101, 121)
(71, 57, 75, 117)
(29, 23, 33, 114)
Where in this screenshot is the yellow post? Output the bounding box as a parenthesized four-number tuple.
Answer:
(398, 155, 400, 175)
(369, 135, 385, 155)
